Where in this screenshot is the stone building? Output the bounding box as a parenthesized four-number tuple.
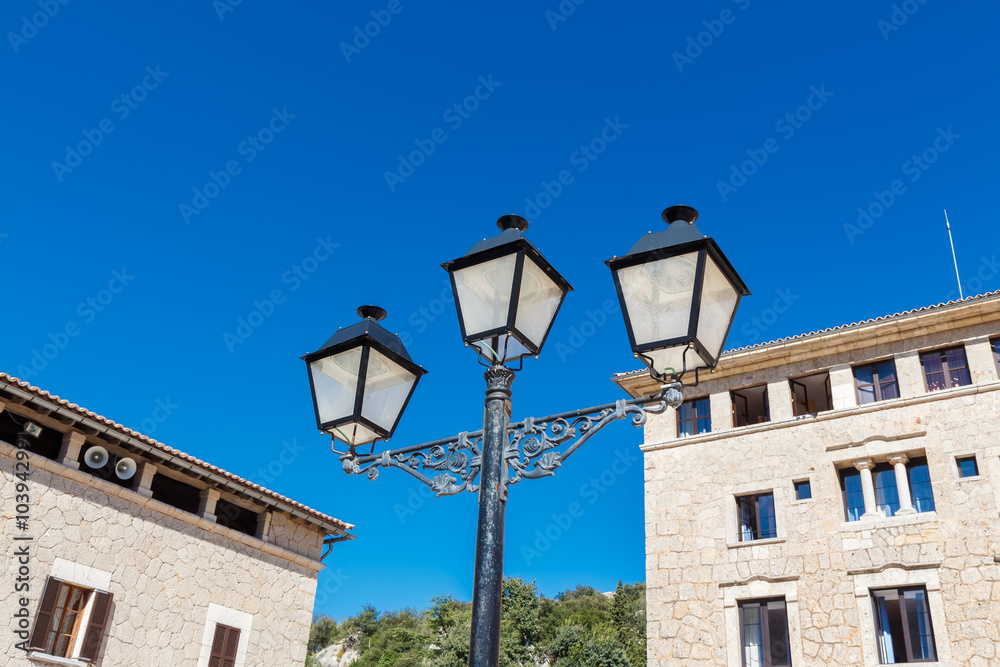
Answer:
(0, 372, 354, 666)
(614, 291, 1000, 666)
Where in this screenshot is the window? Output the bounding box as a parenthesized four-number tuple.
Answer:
(957, 456, 979, 478)
(855, 361, 900, 404)
(872, 587, 937, 663)
(790, 372, 832, 416)
(841, 458, 935, 521)
(793, 480, 811, 500)
(920, 346, 971, 391)
(209, 623, 241, 667)
(28, 577, 113, 662)
(992, 338, 1000, 369)
(737, 493, 776, 541)
(677, 397, 711, 437)
(732, 385, 770, 426)
(215, 499, 259, 537)
(739, 598, 791, 667)
(150, 473, 201, 514)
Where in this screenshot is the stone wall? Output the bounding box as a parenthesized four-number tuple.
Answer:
(642, 322, 1000, 666)
(1, 442, 325, 666)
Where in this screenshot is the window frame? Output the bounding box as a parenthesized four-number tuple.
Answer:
(991, 337, 1000, 375)
(793, 479, 811, 501)
(853, 359, 900, 404)
(870, 586, 938, 663)
(736, 492, 777, 542)
(28, 576, 113, 663)
(956, 455, 979, 479)
(677, 397, 711, 438)
(738, 597, 791, 667)
(839, 467, 866, 522)
(919, 345, 971, 392)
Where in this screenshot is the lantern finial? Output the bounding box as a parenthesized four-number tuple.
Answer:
(357, 305, 387, 321)
(662, 205, 699, 225)
(496, 214, 529, 232)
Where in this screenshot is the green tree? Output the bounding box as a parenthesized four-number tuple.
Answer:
(307, 614, 339, 654)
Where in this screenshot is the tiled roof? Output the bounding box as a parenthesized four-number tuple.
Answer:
(615, 289, 1000, 379)
(0, 372, 353, 535)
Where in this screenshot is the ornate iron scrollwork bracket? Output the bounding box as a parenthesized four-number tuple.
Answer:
(340, 388, 673, 497)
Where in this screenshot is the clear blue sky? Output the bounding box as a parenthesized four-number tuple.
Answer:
(4, 0, 999, 620)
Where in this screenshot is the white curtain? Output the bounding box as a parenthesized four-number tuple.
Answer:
(740, 502, 753, 541)
(875, 596, 896, 664)
(743, 605, 762, 667)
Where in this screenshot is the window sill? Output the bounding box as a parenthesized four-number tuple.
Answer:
(840, 511, 937, 532)
(790, 497, 815, 505)
(27, 652, 88, 667)
(957, 475, 983, 483)
(727, 537, 786, 549)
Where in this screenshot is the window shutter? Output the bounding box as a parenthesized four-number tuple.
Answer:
(222, 626, 240, 667)
(208, 624, 228, 667)
(79, 590, 113, 662)
(29, 577, 62, 649)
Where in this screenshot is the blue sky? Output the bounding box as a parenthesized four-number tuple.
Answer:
(4, 0, 999, 620)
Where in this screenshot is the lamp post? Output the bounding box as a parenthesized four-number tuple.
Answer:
(302, 206, 749, 667)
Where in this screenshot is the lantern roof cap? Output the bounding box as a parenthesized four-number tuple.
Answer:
(445, 215, 553, 268)
(618, 206, 706, 258)
(309, 307, 415, 363)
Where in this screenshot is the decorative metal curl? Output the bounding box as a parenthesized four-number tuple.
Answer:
(339, 390, 671, 496)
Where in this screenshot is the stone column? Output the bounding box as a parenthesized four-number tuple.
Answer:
(134, 462, 157, 498)
(58, 432, 87, 470)
(894, 350, 924, 398)
(766, 379, 794, 422)
(256, 511, 272, 542)
(855, 458, 878, 519)
(965, 336, 999, 384)
(888, 454, 915, 514)
(709, 391, 732, 433)
(199, 488, 221, 522)
(829, 364, 858, 410)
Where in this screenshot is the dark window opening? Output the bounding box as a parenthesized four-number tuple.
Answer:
(737, 493, 776, 541)
(75, 446, 132, 489)
(957, 456, 979, 478)
(0, 412, 61, 460)
(215, 498, 259, 537)
(790, 372, 832, 416)
(732, 385, 770, 427)
(149, 473, 201, 514)
(855, 361, 900, 404)
(920, 346, 971, 391)
(677, 397, 711, 437)
(739, 598, 790, 667)
(794, 480, 811, 500)
(992, 338, 1000, 368)
(872, 587, 937, 663)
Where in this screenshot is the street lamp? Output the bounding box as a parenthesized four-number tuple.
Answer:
(303, 206, 748, 667)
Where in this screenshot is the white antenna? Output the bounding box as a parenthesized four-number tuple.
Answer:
(944, 209, 963, 300)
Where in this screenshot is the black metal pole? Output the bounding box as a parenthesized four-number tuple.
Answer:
(468, 364, 514, 667)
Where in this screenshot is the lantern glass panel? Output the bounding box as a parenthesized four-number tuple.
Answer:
(514, 256, 564, 348)
(310, 348, 362, 424)
(472, 334, 530, 363)
(337, 422, 380, 448)
(617, 251, 699, 347)
(643, 346, 708, 378)
(453, 253, 517, 338)
(360, 348, 418, 432)
(695, 254, 741, 360)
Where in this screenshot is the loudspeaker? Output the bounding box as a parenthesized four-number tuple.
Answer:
(84, 446, 109, 468)
(24, 422, 42, 438)
(114, 457, 137, 480)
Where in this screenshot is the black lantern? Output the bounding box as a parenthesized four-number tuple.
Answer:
(303, 306, 426, 449)
(605, 206, 750, 381)
(442, 215, 572, 364)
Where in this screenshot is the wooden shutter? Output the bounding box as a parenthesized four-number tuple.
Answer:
(79, 590, 113, 662)
(209, 624, 240, 667)
(29, 577, 63, 649)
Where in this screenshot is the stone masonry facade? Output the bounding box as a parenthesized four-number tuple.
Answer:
(0, 375, 352, 667)
(615, 293, 1000, 666)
